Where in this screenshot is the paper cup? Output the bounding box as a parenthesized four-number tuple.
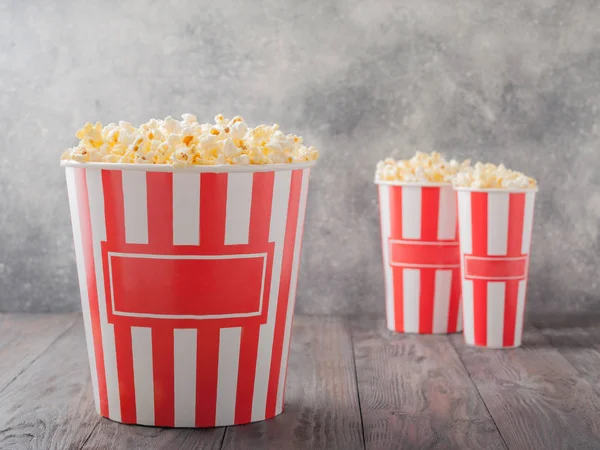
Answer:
(376, 181, 463, 334)
(455, 187, 537, 348)
(63, 161, 314, 427)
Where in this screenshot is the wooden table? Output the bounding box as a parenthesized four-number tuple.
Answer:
(1, 313, 599, 449)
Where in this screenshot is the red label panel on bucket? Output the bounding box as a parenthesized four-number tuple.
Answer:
(463, 255, 528, 281)
(389, 239, 460, 268)
(109, 252, 266, 319)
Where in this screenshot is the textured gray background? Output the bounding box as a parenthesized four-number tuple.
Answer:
(1, 0, 599, 316)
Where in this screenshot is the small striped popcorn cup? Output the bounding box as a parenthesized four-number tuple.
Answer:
(456, 187, 536, 348)
(63, 160, 314, 427)
(376, 181, 463, 334)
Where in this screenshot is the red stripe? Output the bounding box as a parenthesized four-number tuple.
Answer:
(470, 192, 488, 256)
(472, 280, 488, 346)
(447, 269, 461, 332)
(101, 170, 136, 422)
(388, 186, 403, 331)
(419, 269, 435, 333)
(470, 193, 488, 346)
(200, 173, 227, 247)
(146, 172, 174, 249)
(265, 169, 303, 418)
(114, 326, 136, 423)
(388, 185, 403, 238)
(195, 174, 228, 427)
(74, 168, 109, 417)
(420, 187, 440, 241)
(503, 193, 526, 346)
(145, 173, 176, 425)
(235, 326, 261, 424)
(235, 172, 275, 424)
(507, 193, 526, 256)
(195, 326, 220, 427)
(152, 327, 175, 426)
(503, 281, 519, 347)
(101, 170, 126, 245)
(392, 267, 404, 332)
(248, 172, 275, 245)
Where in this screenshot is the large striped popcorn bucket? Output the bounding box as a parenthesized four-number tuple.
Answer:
(63, 161, 314, 427)
(376, 182, 463, 334)
(456, 187, 537, 348)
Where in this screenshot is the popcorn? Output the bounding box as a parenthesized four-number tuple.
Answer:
(375, 151, 471, 183)
(453, 162, 537, 189)
(61, 114, 320, 166)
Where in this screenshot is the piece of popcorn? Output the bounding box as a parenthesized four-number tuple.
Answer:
(452, 161, 537, 189)
(375, 151, 470, 183)
(62, 114, 320, 166)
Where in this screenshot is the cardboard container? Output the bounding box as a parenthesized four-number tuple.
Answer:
(455, 187, 537, 348)
(376, 181, 463, 334)
(63, 161, 314, 427)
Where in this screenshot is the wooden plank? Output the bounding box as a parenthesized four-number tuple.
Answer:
(450, 326, 600, 449)
(535, 321, 600, 397)
(0, 317, 100, 449)
(352, 318, 505, 450)
(82, 419, 224, 450)
(222, 315, 365, 450)
(0, 313, 78, 392)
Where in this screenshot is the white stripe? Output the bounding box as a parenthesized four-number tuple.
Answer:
(379, 185, 395, 330)
(486, 282, 506, 348)
(225, 173, 253, 245)
(514, 280, 527, 346)
(401, 186, 421, 239)
(276, 168, 310, 414)
(174, 329, 197, 427)
(215, 327, 242, 426)
(122, 171, 148, 244)
(461, 280, 475, 344)
(252, 170, 291, 421)
(402, 269, 420, 333)
(432, 270, 452, 333)
(521, 192, 536, 254)
(456, 294, 463, 332)
(457, 191, 472, 255)
(131, 326, 154, 425)
(437, 186, 457, 240)
(173, 173, 200, 245)
(86, 168, 121, 421)
(65, 168, 100, 413)
(487, 192, 509, 256)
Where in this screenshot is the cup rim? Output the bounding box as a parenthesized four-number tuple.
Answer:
(453, 186, 539, 193)
(374, 179, 452, 187)
(60, 160, 317, 173)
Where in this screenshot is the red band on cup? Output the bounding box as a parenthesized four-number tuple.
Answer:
(463, 255, 528, 280)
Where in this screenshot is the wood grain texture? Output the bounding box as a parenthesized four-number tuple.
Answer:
(222, 315, 365, 450)
(0, 317, 99, 450)
(0, 313, 78, 393)
(450, 326, 600, 450)
(352, 317, 505, 450)
(532, 314, 600, 397)
(81, 419, 224, 450)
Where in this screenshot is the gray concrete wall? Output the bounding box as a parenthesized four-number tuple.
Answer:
(1, 0, 599, 316)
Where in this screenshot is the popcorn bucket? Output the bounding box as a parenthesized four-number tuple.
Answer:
(456, 187, 536, 348)
(376, 182, 463, 334)
(63, 161, 314, 427)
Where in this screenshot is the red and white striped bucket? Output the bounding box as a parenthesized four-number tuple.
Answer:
(456, 187, 536, 348)
(376, 182, 463, 334)
(64, 161, 314, 427)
